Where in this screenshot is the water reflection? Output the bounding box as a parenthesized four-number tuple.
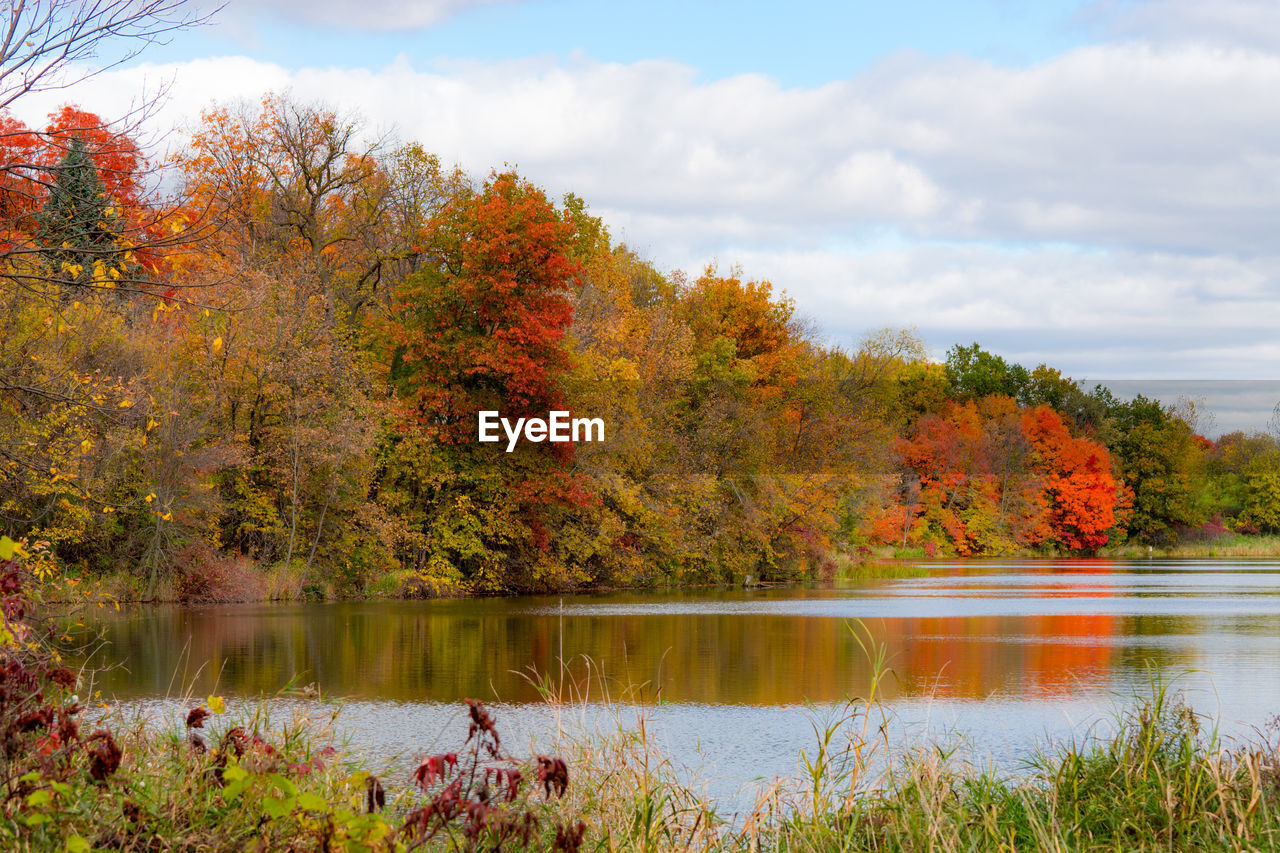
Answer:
(76, 561, 1280, 706)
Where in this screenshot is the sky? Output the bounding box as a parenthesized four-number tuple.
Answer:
(13, 0, 1280, 417)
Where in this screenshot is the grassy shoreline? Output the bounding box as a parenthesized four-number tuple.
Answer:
(15, 679, 1280, 851)
(871, 533, 1280, 564)
(36, 533, 1280, 605)
(24, 527, 1280, 607)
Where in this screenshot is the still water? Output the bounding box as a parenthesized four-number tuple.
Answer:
(78, 560, 1280, 805)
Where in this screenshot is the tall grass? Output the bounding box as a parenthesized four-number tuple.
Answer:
(542, 677, 1280, 852)
(1104, 533, 1280, 559)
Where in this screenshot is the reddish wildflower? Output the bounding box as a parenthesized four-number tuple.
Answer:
(536, 755, 569, 798)
(85, 730, 122, 781)
(220, 726, 249, 757)
(466, 699, 501, 755)
(463, 800, 492, 843)
(554, 819, 587, 852)
(57, 714, 78, 744)
(16, 706, 54, 732)
(49, 667, 76, 688)
(185, 707, 211, 729)
(496, 766, 523, 802)
(413, 752, 458, 789)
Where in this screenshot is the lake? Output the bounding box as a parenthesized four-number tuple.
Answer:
(76, 559, 1280, 811)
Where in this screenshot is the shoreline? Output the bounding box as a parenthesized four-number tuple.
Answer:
(38, 535, 1280, 606)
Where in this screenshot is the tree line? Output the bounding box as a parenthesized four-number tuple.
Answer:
(2, 96, 1278, 598)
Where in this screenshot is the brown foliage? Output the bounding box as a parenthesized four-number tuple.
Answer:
(85, 729, 122, 782)
(185, 706, 211, 729)
(173, 545, 261, 603)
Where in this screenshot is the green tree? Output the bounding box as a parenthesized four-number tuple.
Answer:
(37, 136, 125, 291)
(944, 343, 1030, 403)
(1106, 395, 1201, 542)
(1241, 450, 1280, 532)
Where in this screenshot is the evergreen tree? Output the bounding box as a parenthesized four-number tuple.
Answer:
(37, 135, 122, 291)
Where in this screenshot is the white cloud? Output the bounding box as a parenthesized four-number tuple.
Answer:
(12, 37, 1280, 378)
(1093, 0, 1280, 54)
(728, 245, 1280, 376)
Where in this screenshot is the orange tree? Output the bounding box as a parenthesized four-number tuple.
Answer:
(1022, 404, 1121, 552)
(879, 395, 1122, 556)
(383, 171, 591, 592)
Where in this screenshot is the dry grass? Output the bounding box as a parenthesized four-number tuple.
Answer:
(1103, 533, 1280, 559)
(525, 647, 1280, 852)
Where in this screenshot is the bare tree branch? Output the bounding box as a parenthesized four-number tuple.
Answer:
(0, 1, 218, 111)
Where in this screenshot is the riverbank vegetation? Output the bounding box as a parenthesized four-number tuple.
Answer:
(4, 539, 1280, 851)
(5, 8, 1280, 600)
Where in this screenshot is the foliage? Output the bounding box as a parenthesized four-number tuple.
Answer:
(1241, 449, 1280, 532)
(0, 82, 1267, 596)
(384, 170, 591, 591)
(876, 396, 1119, 555)
(1105, 395, 1203, 543)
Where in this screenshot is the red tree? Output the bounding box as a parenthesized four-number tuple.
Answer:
(1022, 405, 1119, 552)
(393, 171, 580, 447)
(386, 171, 591, 589)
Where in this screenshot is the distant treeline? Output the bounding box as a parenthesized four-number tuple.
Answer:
(2, 96, 1277, 597)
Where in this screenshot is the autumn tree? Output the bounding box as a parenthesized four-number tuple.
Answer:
(876, 395, 1121, 556)
(175, 95, 447, 324)
(384, 170, 588, 591)
(1022, 405, 1119, 552)
(0, 108, 171, 572)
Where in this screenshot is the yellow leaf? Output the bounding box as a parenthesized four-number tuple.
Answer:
(146, 418, 159, 432)
(160, 511, 172, 522)
(118, 400, 133, 409)
(208, 695, 226, 714)
(80, 439, 92, 454)
(0, 536, 23, 560)
(144, 493, 155, 503)
(212, 336, 223, 353)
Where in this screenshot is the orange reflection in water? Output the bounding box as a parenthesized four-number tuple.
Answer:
(70, 565, 1176, 708)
